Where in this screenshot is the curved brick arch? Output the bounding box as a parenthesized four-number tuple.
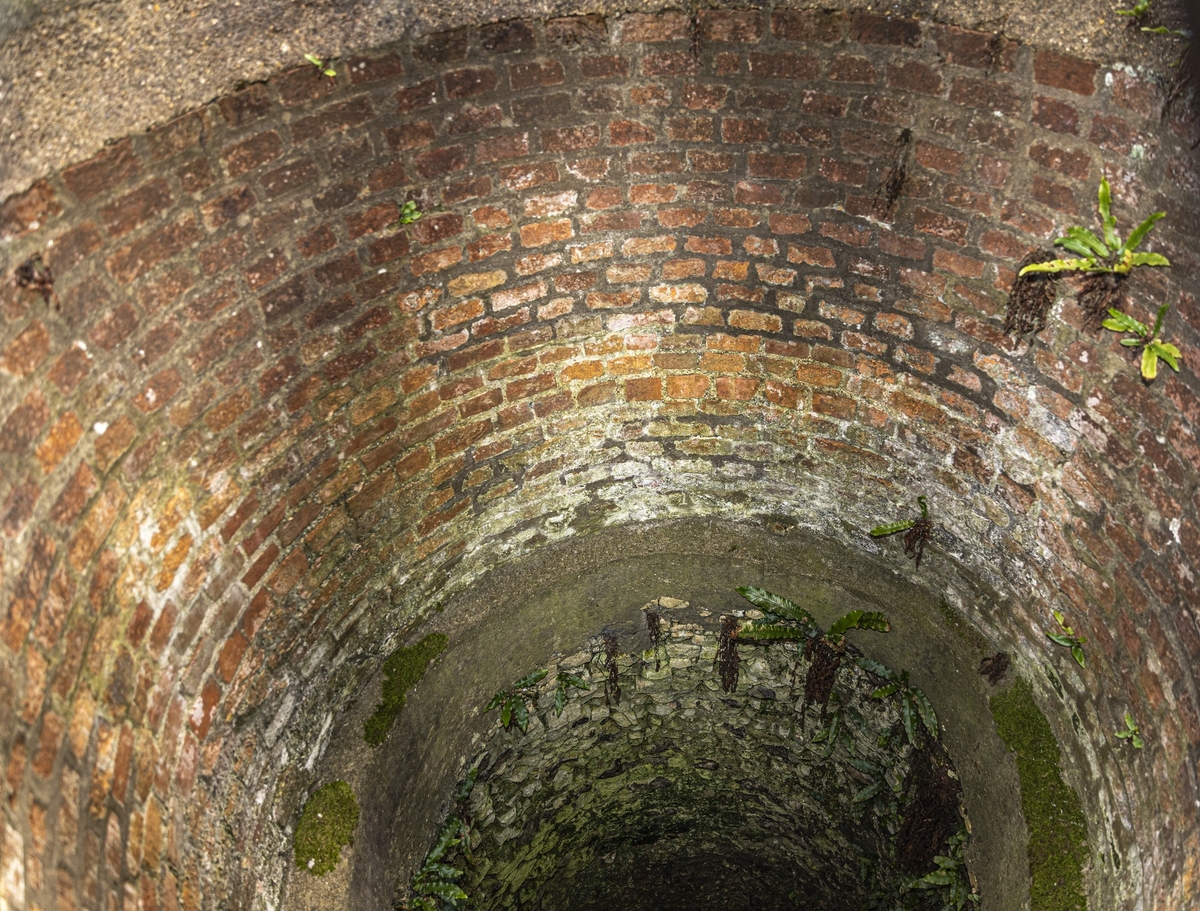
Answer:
(1, 9, 1199, 911)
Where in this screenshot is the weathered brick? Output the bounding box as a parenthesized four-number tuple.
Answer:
(829, 55, 877, 83)
(291, 97, 374, 144)
(850, 12, 921, 46)
(913, 207, 968, 245)
(218, 84, 272, 126)
(1031, 95, 1079, 134)
(0, 180, 61, 241)
(520, 219, 574, 247)
(259, 158, 320, 199)
(772, 9, 848, 43)
(546, 14, 608, 45)
(1034, 50, 1098, 95)
(62, 140, 141, 202)
(748, 52, 820, 80)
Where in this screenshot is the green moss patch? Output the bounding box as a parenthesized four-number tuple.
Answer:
(990, 678, 1088, 911)
(294, 780, 359, 875)
(363, 633, 448, 745)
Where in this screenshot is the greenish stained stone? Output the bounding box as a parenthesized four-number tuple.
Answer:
(990, 678, 1088, 911)
(364, 633, 448, 745)
(294, 780, 359, 876)
(408, 618, 974, 911)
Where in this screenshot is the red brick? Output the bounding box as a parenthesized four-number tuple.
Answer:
(88, 302, 140, 351)
(414, 27, 468, 64)
(1034, 50, 1098, 95)
(619, 12, 689, 42)
(748, 52, 820, 80)
(222, 131, 282, 177)
(506, 58, 561, 90)
(629, 152, 684, 175)
(1031, 95, 1079, 134)
(699, 9, 764, 41)
(934, 25, 1017, 70)
(1031, 175, 1078, 214)
(812, 392, 856, 418)
(520, 219, 574, 247)
(445, 67, 499, 99)
(99, 179, 172, 238)
(414, 146, 470, 180)
(819, 223, 871, 248)
(62, 140, 141, 202)
(820, 157, 868, 186)
(1, 320, 51, 378)
(106, 216, 202, 284)
(259, 158, 320, 199)
(913, 207, 968, 245)
(829, 55, 877, 83)
(411, 246, 463, 276)
(500, 162, 559, 190)
(541, 125, 601, 154)
(788, 244, 835, 267)
(476, 132, 530, 164)
(880, 230, 926, 259)
(581, 54, 629, 79)
(933, 249, 985, 278)
(396, 78, 439, 113)
(950, 77, 1022, 116)
(850, 12, 921, 46)
(772, 9, 848, 43)
(915, 141, 965, 175)
(218, 84, 272, 125)
(1089, 116, 1139, 155)
(1032, 146, 1090, 183)
(413, 213, 465, 246)
(546, 15, 608, 46)
(667, 375, 710, 398)
(479, 20, 536, 53)
(0, 179, 61, 241)
(886, 61, 942, 95)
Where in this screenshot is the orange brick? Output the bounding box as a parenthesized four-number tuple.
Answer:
(716, 377, 760, 400)
(519, 219, 574, 247)
(625, 377, 662, 401)
(729, 310, 782, 332)
(796, 364, 843, 387)
(666, 375, 710, 398)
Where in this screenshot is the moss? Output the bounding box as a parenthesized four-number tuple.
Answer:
(294, 780, 359, 875)
(363, 633, 448, 745)
(990, 678, 1088, 911)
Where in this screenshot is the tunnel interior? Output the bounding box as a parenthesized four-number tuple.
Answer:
(1, 5, 1199, 911)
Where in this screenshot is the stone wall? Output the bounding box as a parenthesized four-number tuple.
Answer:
(0, 8, 1198, 911)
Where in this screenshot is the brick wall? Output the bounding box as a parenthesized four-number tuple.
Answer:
(1, 10, 1198, 911)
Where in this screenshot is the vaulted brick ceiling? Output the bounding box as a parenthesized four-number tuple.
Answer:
(1, 8, 1199, 911)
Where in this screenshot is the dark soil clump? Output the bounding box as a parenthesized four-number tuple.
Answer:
(898, 747, 963, 873)
(714, 616, 740, 693)
(801, 636, 842, 724)
(1004, 250, 1059, 337)
(14, 253, 57, 308)
(873, 128, 913, 221)
(1077, 271, 1127, 329)
(646, 611, 663, 671)
(979, 652, 1011, 686)
(902, 517, 935, 571)
(602, 632, 621, 706)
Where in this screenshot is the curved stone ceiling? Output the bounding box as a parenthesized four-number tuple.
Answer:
(1, 7, 1198, 911)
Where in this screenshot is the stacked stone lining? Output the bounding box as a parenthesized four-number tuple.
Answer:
(0, 9, 1197, 911)
(447, 612, 921, 911)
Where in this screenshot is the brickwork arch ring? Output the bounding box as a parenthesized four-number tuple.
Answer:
(0, 9, 1198, 911)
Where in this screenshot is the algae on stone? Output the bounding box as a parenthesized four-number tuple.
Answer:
(294, 780, 360, 875)
(990, 678, 1088, 911)
(364, 633, 448, 745)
